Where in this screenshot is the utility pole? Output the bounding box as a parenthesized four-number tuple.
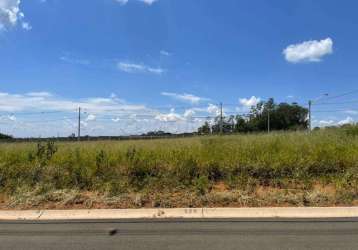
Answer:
(78, 107, 81, 141)
(308, 100, 312, 132)
(267, 109, 270, 133)
(220, 102, 223, 135)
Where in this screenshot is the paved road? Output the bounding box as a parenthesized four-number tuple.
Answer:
(1, 218, 358, 250)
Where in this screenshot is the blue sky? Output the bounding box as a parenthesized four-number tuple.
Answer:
(0, 0, 358, 137)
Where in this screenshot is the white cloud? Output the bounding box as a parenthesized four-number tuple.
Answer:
(26, 92, 53, 97)
(239, 96, 261, 107)
(344, 110, 358, 115)
(21, 21, 31, 30)
(80, 120, 88, 127)
(155, 110, 184, 122)
(138, 0, 158, 5)
(111, 117, 121, 123)
(0, 92, 219, 137)
(0, 0, 30, 31)
(117, 62, 164, 75)
(318, 120, 335, 126)
(115, 0, 128, 5)
(7, 114, 16, 121)
(184, 109, 195, 118)
(338, 116, 354, 126)
(147, 67, 165, 74)
(207, 104, 220, 116)
(60, 56, 90, 66)
(160, 50, 171, 56)
(85, 114, 96, 121)
(0, 92, 145, 113)
(118, 62, 144, 73)
(283, 38, 333, 63)
(115, 0, 158, 6)
(161, 92, 209, 104)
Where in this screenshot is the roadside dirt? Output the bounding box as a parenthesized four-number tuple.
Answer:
(0, 183, 354, 210)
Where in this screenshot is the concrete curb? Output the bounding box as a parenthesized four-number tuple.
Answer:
(1, 207, 358, 221)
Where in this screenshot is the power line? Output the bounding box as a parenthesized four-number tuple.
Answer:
(10, 118, 76, 123)
(313, 100, 358, 105)
(315, 89, 358, 103)
(312, 109, 358, 113)
(0, 110, 76, 117)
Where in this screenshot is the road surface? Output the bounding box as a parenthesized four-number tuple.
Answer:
(1, 218, 358, 249)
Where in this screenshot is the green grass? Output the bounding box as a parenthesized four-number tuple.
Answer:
(1, 128, 358, 208)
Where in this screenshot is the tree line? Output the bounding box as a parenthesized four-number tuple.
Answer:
(0, 133, 13, 140)
(198, 98, 308, 134)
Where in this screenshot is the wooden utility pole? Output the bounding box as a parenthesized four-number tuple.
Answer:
(267, 109, 270, 133)
(308, 100, 312, 132)
(78, 107, 81, 141)
(220, 102, 223, 135)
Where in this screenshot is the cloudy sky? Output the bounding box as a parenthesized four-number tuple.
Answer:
(0, 0, 358, 137)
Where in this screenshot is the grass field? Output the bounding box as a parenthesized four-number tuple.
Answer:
(1, 127, 358, 209)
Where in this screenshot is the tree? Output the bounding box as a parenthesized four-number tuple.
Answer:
(235, 115, 250, 132)
(0, 133, 12, 140)
(197, 98, 308, 134)
(198, 121, 211, 134)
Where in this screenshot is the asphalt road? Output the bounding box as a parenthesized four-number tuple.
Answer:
(1, 218, 358, 250)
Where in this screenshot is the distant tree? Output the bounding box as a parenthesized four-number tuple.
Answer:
(197, 98, 308, 134)
(142, 131, 172, 136)
(234, 115, 250, 132)
(69, 133, 76, 138)
(198, 122, 211, 134)
(0, 133, 12, 140)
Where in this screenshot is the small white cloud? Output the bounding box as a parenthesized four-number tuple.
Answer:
(21, 21, 31, 30)
(26, 92, 52, 97)
(87, 97, 115, 105)
(118, 62, 144, 73)
(80, 121, 88, 127)
(161, 92, 209, 104)
(184, 109, 195, 118)
(0, 0, 30, 31)
(111, 117, 121, 123)
(344, 110, 358, 115)
(117, 62, 164, 75)
(338, 116, 354, 126)
(318, 120, 335, 126)
(85, 114, 96, 121)
(160, 50, 171, 56)
(157, 114, 182, 122)
(155, 111, 183, 122)
(147, 67, 165, 74)
(60, 56, 90, 66)
(239, 96, 261, 107)
(8, 114, 16, 121)
(115, 0, 128, 5)
(138, 0, 158, 5)
(114, 0, 157, 6)
(207, 104, 220, 116)
(283, 38, 333, 63)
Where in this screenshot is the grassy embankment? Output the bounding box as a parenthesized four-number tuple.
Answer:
(0, 127, 358, 209)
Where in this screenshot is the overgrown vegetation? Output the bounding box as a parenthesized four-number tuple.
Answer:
(0, 127, 358, 209)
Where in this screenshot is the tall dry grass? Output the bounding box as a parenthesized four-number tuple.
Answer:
(1, 128, 358, 207)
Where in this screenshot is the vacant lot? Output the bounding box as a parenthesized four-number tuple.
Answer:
(1, 128, 358, 209)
